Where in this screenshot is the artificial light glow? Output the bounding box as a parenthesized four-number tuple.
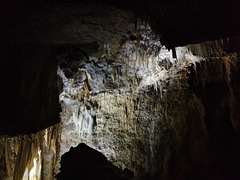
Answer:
(23, 149, 42, 180)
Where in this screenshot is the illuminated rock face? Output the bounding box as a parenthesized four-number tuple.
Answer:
(56, 25, 210, 177)
(57, 34, 240, 178)
(0, 125, 60, 180)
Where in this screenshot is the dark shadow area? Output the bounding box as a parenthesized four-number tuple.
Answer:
(1, 0, 240, 48)
(55, 143, 134, 180)
(187, 59, 240, 180)
(0, 43, 61, 135)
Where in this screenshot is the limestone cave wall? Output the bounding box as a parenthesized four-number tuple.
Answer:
(0, 3, 240, 180)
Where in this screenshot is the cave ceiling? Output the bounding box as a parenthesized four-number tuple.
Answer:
(1, 0, 240, 47)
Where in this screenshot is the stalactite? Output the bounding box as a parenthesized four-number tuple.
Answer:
(0, 125, 60, 180)
(0, 139, 13, 178)
(54, 23, 210, 178)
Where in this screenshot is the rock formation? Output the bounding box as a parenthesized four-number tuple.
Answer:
(0, 2, 240, 180)
(55, 143, 134, 180)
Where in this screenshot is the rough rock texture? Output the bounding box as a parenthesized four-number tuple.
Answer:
(2, 0, 240, 48)
(186, 39, 240, 179)
(56, 31, 240, 180)
(3, 3, 135, 48)
(56, 40, 205, 179)
(0, 3, 240, 180)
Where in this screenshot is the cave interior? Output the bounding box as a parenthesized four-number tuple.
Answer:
(0, 0, 240, 180)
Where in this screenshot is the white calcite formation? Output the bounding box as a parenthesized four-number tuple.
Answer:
(1, 3, 239, 180)
(1, 35, 238, 179)
(56, 25, 208, 176)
